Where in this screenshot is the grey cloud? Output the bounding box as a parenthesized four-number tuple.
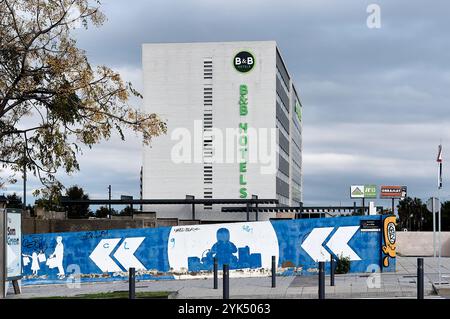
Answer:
(5, 0, 450, 209)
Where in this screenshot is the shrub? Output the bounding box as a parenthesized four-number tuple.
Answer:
(335, 254, 351, 274)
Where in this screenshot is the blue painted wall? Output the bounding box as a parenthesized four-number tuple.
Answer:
(20, 215, 396, 285)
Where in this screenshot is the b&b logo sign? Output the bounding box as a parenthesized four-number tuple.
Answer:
(234, 51, 255, 73)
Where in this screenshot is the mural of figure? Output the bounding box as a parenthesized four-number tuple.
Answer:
(23, 252, 40, 276)
(187, 226, 263, 271)
(47, 236, 65, 278)
(382, 216, 397, 268)
(209, 228, 238, 267)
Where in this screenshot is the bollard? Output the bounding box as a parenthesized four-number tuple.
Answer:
(129, 267, 136, 299)
(223, 264, 229, 299)
(318, 262, 325, 299)
(417, 258, 424, 299)
(213, 257, 218, 289)
(272, 256, 276, 288)
(330, 254, 335, 286)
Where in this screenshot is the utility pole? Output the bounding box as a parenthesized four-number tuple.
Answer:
(252, 194, 258, 221)
(140, 166, 143, 212)
(23, 159, 26, 210)
(108, 185, 112, 219)
(436, 143, 443, 285)
(0, 203, 5, 298)
(23, 137, 27, 211)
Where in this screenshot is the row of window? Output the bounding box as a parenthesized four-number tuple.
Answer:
(292, 157, 301, 172)
(292, 179, 301, 191)
(277, 143, 289, 162)
(292, 109, 301, 132)
(203, 59, 213, 209)
(276, 92, 289, 116)
(276, 119, 289, 140)
(292, 137, 301, 156)
(277, 67, 290, 94)
(277, 194, 290, 206)
(276, 169, 290, 184)
(204, 60, 213, 80)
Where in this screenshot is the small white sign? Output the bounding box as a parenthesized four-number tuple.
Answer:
(6, 211, 22, 279)
(350, 185, 365, 198)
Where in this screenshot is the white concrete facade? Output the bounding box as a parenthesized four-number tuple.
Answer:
(142, 41, 303, 222)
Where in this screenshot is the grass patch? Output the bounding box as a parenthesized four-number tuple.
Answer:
(36, 290, 172, 299)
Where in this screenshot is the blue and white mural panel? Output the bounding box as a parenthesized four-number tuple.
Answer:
(20, 215, 396, 285)
(168, 222, 278, 272)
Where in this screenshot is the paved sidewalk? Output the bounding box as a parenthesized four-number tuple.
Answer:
(5, 256, 450, 299)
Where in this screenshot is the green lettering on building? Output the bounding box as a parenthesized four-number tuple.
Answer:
(239, 84, 249, 198)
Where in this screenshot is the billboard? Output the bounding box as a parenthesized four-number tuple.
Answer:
(6, 209, 22, 279)
(364, 185, 377, 198)
(350, 185, 364, 198)
(350, 185, 377, 198)
(380, 186, 407, 199)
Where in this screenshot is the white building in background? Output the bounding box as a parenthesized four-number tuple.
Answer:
(142, 41, 303, 223)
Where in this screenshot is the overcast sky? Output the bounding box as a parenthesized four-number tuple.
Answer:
(5, 0, 450, 209)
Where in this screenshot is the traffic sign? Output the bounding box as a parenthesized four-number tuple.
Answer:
(426, 197, 439, 214)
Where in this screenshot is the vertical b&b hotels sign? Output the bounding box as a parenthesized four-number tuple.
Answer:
(235, 51, 255, 198)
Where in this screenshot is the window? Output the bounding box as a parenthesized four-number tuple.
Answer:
(203, 59, 213, 209)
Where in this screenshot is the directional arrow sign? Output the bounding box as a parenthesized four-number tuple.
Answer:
(113, 237, 146, 270)
(301, 227, 334, 262)
(89, 238, 122, 272)
(326, 226, 361, 261)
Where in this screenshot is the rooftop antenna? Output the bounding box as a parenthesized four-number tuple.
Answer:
(436, 138, 443, 285)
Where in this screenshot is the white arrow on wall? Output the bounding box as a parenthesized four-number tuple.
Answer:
(300, 227, 334, 262)
(301, 226, 361, 262)
(89, 237, 147, 272)
(89, 238, 122, 272)
(326, 226, 361, 261)
(113, 237, 146, 270)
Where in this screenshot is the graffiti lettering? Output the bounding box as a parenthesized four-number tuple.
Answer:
(173, 227, 200, 233)
(79, 230, 109, 240)
(22, 237, 48, 251)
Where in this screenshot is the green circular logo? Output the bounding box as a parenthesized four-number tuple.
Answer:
(233, 51, 255, 73)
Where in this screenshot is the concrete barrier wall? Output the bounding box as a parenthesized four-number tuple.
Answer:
(396, 232, 450, 257)
(22, 217, 202, 234)
(22, 218, 147, 234)
(20, 215, 396, 285)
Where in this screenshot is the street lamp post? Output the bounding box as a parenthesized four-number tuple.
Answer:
(108, 185, 112, 219)
(23, 133, 27, 212)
